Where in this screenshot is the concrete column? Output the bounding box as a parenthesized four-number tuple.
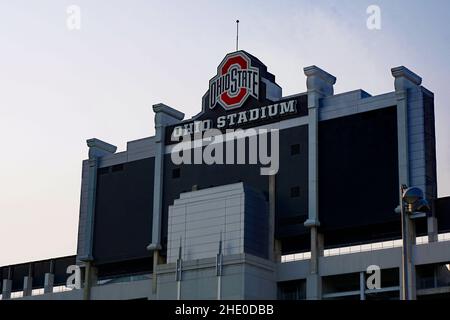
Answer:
(360, 272, 366, 300)
(44, 273, 54, 294)
(148, 103, 185, 251)
(83, 261, 98, 300)
(2, 279, 12, 300)
(428, 200, 438, 242)
(78, 139, 117, 262)
(392, 67, 423, 300)
(80, 138, 117, 261)
(428, 216, 439, 242)
(406, 216, 417, 299)
(77, 139, 116, 298)
(23, 276, 33, 297)
(23, 264, 33, 297)
(268, 174, 276, 261)
(74, 140, 115, 299)
(147, 103, 184, 296)
(303, 65, 336, 300)
(306, 227, 324, 299)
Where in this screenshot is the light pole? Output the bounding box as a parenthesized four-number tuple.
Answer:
(400, 185, 431, 300)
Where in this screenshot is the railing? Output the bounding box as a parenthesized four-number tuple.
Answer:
(281, 232, 450, 263)
(52, 285, 73, 293)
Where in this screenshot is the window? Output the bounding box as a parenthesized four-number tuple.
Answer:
(291, 144, 300, 155)
(172, 168, 181, 179)
(290, 186, 300, 198)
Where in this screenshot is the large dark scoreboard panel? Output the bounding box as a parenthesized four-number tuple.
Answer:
(93, 158, 155, 265)
(318, 106, 401, 247)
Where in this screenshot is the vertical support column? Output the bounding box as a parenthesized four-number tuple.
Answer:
(23, 264, 33, 297)
(79, 138, 116, 300)
(2, 280, 12, 300)
(406, 212, 417, 300)
(83, 261, 98, 300)
(428, 200, 438, 242)
(2, 267, 12, 300)
(268, 174, 277, 261)
(392, 67, 423, 300)
(44, 259, 54, 294)
(400, 211, 417, 300)
(147, 103, 184, 295)
(360, 272, 366, 300)
(23, 277, 33, 297)
(303, 66, 336, 300)
(44, 274, 54, 294)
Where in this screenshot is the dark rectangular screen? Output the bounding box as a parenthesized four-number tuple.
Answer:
(93, 157, 155, 264)
(318, 106, 400, 246)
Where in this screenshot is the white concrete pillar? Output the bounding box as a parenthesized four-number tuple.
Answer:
(428, 216, 438, 242)
(147, 103, 184, 295)
(268, 174, 277, 261)
(2, 279, 12, 300)
(44, 273, 54, 294)
(406, 216, 417, 300)
(23, 276, 33, 297)
(82, 139, 117, 261)
(148, 103, 185, 252)
(360, 272, 366, 300)
(303, 65, 336, 300)
(392, 66, 423, 300)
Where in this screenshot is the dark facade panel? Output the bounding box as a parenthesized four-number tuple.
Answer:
(436, 197, 450, 233)
(244, 185, 270, 259)
(162, 148, 269, 253)
(423, 90, 438, 200)
(93, 157, 155, 264)
(275, 125, 309, 239)
(162, 124, 310, 254)
(318, 106, 400, 246)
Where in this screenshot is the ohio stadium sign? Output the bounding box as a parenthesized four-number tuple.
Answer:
(165, 50, 308, 144)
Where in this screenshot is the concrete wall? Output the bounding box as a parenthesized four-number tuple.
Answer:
(157, 254, 276, 300)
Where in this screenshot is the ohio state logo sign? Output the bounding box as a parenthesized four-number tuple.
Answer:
(209, 52, 259, 110)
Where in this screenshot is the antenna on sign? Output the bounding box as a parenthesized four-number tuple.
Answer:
(236, 19, 240, 51)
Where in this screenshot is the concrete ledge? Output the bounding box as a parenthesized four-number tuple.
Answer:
(86, 138, 117, 154)
(391, 66, 422, 86)
(153, 103, 185, 120)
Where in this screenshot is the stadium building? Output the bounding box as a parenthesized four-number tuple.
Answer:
(1, 51, 450, 300)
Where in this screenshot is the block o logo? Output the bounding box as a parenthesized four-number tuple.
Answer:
(209, 52, 259, 111)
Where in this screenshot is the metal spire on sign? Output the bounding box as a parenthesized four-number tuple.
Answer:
(178, 237, 182, 261)
(216, 231, 224, 300)
(236, 20, 239, 51)
(216, 231, 223, 277)
(176, 236, 183, 299)
(176, 237, 182, 281)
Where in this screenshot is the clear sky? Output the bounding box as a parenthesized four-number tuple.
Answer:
(0, 0, 449, 266)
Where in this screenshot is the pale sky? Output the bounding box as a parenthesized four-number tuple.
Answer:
(0, 0, 449, 266)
